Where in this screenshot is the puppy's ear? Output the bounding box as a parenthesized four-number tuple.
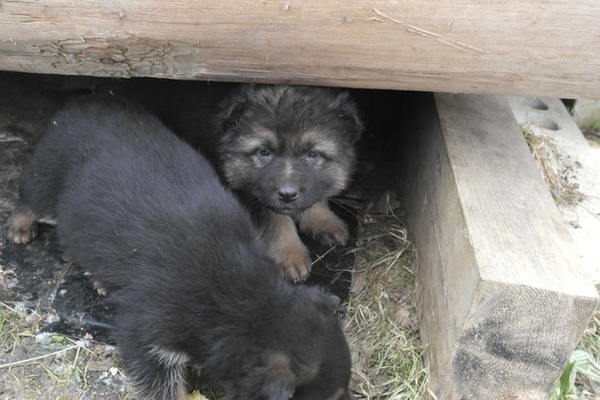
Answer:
(308, 287, 341, 314)
(220, 98, 248, 132)
(330, 92, 364, 143)
(260, 353, 296, 400)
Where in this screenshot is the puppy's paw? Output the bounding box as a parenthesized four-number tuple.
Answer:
(312, 216, 349, 246)
(261, 212, 312, 282)
(298, 203, 349, 246)
(7, 207, 39, 244)
(278, 244, 312, 282)
(61, 250, 72, 262)
(93, 280, 108, 296)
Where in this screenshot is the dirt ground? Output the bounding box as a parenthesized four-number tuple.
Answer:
(0, 73, 130, 399)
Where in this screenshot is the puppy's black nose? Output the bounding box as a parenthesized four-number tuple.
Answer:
(277, 186, 299, 202)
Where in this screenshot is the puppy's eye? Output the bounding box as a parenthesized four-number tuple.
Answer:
(256, 147, 272, 158)
(306, 150, 319, 159)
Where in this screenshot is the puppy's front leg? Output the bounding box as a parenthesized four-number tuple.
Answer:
(120, 342, 189, 400)
(260, 211, 311, 282)
(297, 202, 349, 246)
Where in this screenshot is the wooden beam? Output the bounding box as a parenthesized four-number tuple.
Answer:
(403, 93, 598, 398)
(0, 0, 599, 98)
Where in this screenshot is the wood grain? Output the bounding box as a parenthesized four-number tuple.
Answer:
(0, 0, 599, 97)
(403, 93, 598, 397)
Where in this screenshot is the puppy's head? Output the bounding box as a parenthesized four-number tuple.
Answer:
(215, 85, 363, 215)
(221, 287, 353, 400)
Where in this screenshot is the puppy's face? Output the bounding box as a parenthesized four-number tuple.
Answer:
(290, 325, 353, 400)
(221, 288, 353, 400)
(216, 85, 363, 215)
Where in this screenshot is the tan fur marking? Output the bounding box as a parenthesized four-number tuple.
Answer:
(253, 128, 279, 144)
(236, 136, 266, 152)
(284, 159, 293, 177)
(128, 346, 189, 400)
(261, 212, 311, 282)
(297, 202, 349, 246)
(300, 129, 340, 156)
(297, 359, 320, 383)
(8, 206, 39, 244)
(230, 129, 278, 155)
(174, 388, 188, 400)
(299, 129, 321, 145)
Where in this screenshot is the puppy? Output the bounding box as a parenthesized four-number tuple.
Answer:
(210, 85, 363, 281)
(8, 97, 353, 400)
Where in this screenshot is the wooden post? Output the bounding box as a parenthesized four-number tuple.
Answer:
(0, 0, 599, 98)
(403, 93, 598, 398)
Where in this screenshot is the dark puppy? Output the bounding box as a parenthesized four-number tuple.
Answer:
(212, 85, 363, 281)
(8, 98, 352, 400)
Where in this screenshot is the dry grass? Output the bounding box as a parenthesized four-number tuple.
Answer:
(522, 125, 583, 206)
(345, 206, 428, 399)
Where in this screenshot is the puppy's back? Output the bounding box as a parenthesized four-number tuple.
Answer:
(19, 98, 174, 217)
(51, 97, 255, 292)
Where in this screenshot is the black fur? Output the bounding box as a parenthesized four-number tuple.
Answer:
(9, 97, 352, 400)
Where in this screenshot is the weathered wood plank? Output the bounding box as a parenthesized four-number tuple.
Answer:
(403, 93, 598, 398)
(0, 0, 599, 98)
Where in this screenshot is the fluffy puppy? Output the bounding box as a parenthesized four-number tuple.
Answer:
(212, 85, 363, 281)
(8, 97, 352, 400)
